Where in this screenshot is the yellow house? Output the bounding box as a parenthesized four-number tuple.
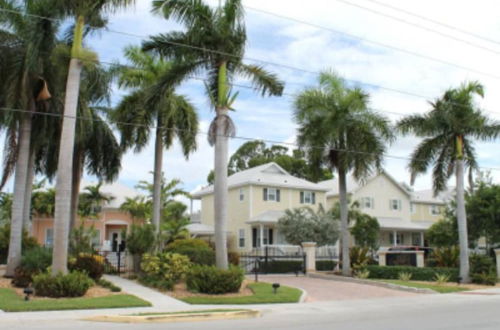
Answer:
(318, 171, 452, 248)
(191, 163, 330, 252)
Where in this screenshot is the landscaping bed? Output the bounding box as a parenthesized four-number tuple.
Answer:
(373, 279, 499, 294)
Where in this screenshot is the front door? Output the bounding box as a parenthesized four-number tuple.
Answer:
(108, 230, 122, 252)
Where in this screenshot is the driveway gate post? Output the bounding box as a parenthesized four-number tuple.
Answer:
(302, 242, 317, 273)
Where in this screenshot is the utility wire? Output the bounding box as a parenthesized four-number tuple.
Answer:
(334, 0, 500, 56)
(364, 0, 500, 47)
(1, 105, 500, 172)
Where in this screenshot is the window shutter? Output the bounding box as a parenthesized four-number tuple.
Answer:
(300, 191, 304, 204)
(371, 197, 374, 209)
(276, 189, 280, 202)
(263, 188, 268, 201)
(312, 192, 316, 204)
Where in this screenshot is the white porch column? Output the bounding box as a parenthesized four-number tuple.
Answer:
(302, 242, 317, 272)
(393, 230, 397, 246)
(420, 232, 425, 247)
(259, 224, 264, 248)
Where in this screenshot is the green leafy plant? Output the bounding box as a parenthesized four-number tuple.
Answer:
(350, 246, 371, 270)
(0, 224, 39, 264)
(97, 278, 121, 292)
(125, 224, 155, 273)
(365, 265, 458, 282)
(398, 272, 413, 281)
(316, 260, 337, 271)
(470, 254, 497, 285)
(432, 246, 459, 268)
(33, 271, 94, 298)
(68, 254, 105, 280)
(140, 253, 192, 288)
(186, 265, 244, 294)
(69, 224, 97, 256)
(12, 247, 52, 287)
(259, 260, 304, 274)
(165, 239, 215, 266)
(434, 273, 451, 285)
(355, 269, 370, 279)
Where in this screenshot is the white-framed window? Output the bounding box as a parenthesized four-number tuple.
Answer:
(239, 188, 245, 201)
(92, 229, 101, 247)
(238, 229, 245, 248)
(391, 232, 404, 245)
(410, 203, 416, 214)
(360, 197, 374, 209)
(430, 205, 441, 216)
(389, 199, 402, 211)
(263, 188, 280, 202)
(300, 191, 316, 204)
(45, 228, 54, 247)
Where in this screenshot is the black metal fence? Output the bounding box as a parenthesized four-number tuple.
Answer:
(96, 250, 127, 274)
(239, 246, 306, 276)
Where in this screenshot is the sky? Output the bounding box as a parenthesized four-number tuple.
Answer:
(3, 0, 500, 211)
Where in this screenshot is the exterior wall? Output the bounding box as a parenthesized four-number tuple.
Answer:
(410, 202, 444, 222)
(251, 185, 326, 215)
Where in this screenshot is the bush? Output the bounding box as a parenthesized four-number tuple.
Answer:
(354, 269, 370, 279)
(228, 252, 240, 266)
(259, 260, 303, 274)
(350, 246, 370, 270)
(398, 272, 412, 281)
(68, 254, 105, 280)
(432, 246, 459, 268)
(125, 224, 155, 273)
(97, 278, 121, 292)
(470, 254, 496, 285)
(316, 260, 337, 271)
(138, 275, 174, 291)
(365, 265, 458, 282)
(33, 271, 94, 297)
(12, 247, 52, 287)
(0, 224, 39, 264)
(186, 265, 244, 294)
(141, 253, 191, 284)
(434, 273, 451, 284)
(165, 239, 215, 266)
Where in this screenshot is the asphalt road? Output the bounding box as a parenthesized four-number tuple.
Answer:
(4, 291, 500, 330)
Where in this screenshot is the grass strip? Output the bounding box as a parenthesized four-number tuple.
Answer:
(375, 280, 470, 293)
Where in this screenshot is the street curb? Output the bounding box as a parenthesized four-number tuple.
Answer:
(83, 309, 261, 323)
(298, 288, 308, 303)
(308, 272, 436, 294)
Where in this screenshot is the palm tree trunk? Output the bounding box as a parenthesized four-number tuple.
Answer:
(69, 148, 84, 230)
(6, 114, 32, 277)
(52, 16, 85, 274)
(152, 114, 163, 235)
(456, 158, 470, 283)
(22, 150, 35, 233)
(338, 167, 351, 276)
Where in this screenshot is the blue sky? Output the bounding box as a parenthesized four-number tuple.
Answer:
(3, 0, 500, 210)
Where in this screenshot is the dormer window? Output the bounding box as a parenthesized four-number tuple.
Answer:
(300, 191, 316, 204)
(430, 205, 440, 216)
(263, 188, 280, 202)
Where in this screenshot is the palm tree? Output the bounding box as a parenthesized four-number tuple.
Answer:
(397, 81, 500, 283)
(294, 71, 393, 276)
(0, 0, 59, 276)
(136, 174, 190, 210)
(143, 0, 284, 269)
(112, 46, 198, 234)
(78, 182, 114, 218)
(120, 196, 151, 221)
(51, 0, 134, 274)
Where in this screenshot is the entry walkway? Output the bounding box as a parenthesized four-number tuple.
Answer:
(255, 275, 418, 302)
(103, 275, 189, 309)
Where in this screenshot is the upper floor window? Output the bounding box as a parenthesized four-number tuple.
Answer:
(300, 191, 316, 204)
(410, 203, 416, 214)
(430, 205, 441, 216)
(239, 229, 245, 248)
(239, 188, 245, 201)
(263, 188, 280, 202)
(360, 197, 374, 209)
(389, 199, 402, 211)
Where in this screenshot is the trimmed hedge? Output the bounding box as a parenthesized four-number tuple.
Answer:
(165, 239, 215, 266)
(259, 260, 303, 274)
(365, 265, 458, 282)
(186, 265, 244, 294)
(316, 260, 337, 271)
(33, 271, 93, 297)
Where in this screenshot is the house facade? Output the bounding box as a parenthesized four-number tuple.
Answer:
(192, 163, 451, 252)
(31, 181, 144, 252)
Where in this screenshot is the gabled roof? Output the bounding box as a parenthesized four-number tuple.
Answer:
(318, 170, 411, 198)
(80, 180, 143, 209)
(411, 188, 454, 205)
(191, 162, 329, 198)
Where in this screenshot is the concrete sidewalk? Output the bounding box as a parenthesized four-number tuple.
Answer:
(102, 275, 189, 309)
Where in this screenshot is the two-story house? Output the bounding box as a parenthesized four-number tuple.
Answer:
(191, 162, 329, 252)
(318, 171, 452, 248)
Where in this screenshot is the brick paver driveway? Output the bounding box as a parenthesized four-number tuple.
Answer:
(255, 275, 418, 302)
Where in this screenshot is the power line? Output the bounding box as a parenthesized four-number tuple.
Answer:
(364, 0, 500, 47)
(334, 0, 500, 56)
(1, 105, 500, 172)
(243, 5, 500, 80)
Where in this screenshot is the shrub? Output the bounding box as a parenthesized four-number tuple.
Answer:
(12, 247, 52, 287)
(68, 254, 105, 280)
(365, 265, 458, 282)
(141, 253, 192, 284)
(228, 252, 240, 266)
(259, 260, 303, 274)
(470, 254, 496, 285)
(355, 269, 370, 279)
(97, 278, 121, 292)
(0, 224, 39, 264)
(33, 271, 94, 297)
(316, 260, 337, 271)
(398, 272, 412, 281)
(434, 273, 451, 285)
(165, 239, 215, 266)
(350, 246, 370, 270)
(432, 246, 459, 268)
(69, 225, 97, 256)
(125, 224, 155, 273)
(186, 265, 244, 294)
(138, 275, 174, 291)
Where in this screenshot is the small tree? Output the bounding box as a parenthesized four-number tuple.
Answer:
(278, 205, 339, 246)
(125, 224, 155, 273)
(350, 213, 380, 251)
(426, 216, 459, 248)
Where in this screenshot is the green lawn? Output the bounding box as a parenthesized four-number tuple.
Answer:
(0, 288, 151, 312)
(180, 282, 302, 305)
(375, 280, 470, 294)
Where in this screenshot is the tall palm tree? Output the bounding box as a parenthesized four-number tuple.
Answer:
(120, 196, 151, 221)
(294, 71, 393, 276)
(51, 0, 134, 274)
(0, 0, 59, 276)
(78, 182, 114, 218)
(397, 81, 500, 283)
(135, 173, 190, 209)
(112, 46, 198, 234)
(143, 0, 284, 269)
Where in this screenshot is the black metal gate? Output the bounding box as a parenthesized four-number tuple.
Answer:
(97, 250, 127, 274)
(239, 246, 306, 277)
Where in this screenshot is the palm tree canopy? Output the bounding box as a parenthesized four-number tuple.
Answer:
(112, 46, 198, 158)
(397, 81, 500, 195)
(135, 172, 190, 208)
(294, 71, 394, 179)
